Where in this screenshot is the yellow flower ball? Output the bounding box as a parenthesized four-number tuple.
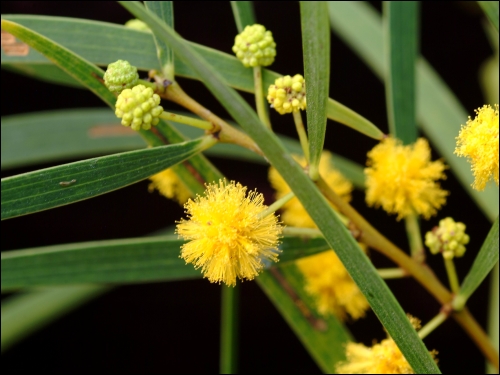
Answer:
(365, 137, 448, 220)
(176, 180, 283, 286)
(455, 104, 499, 191)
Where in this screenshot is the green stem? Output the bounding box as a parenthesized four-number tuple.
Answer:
(253, 66, 272, 129)
(258, 191, 295, 219)
(405, 211, 425, 262)
(292, 111, 310, 163)
(418, 311, 448, 339)
(282, 226, 323, 238)
(220, 284, 239, 374)
(159, 111, 213, 130)
(377, 268, 407, 279)
(444, 256, 461, 294)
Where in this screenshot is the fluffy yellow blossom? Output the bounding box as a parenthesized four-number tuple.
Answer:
(268, 151, 352, 227)
(336, 315, 438, 374)
(176, 180, 283, 286)
(365, 137, 448, 220)
(148, 169, 192, 205)
(455, 104, 499, 191)
(296, 250, 370, 321)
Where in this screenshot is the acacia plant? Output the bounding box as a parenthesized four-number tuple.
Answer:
(1, 2, 498, 373)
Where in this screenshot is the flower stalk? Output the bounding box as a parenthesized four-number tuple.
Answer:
(253, 66, 272, 129)
(405, 212, 425, 262)
(292, 111, 310, 163)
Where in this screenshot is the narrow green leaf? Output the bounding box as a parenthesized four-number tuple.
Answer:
(1, 137, 212, 220)
(144, 1, 175, 79)
(2, 108, 366, 188)
(300, 2, 330, 178)
(1, 235, 330, 290)
(1, 19, 115, 107)
(1, 15, 382, 140)
(1, 285, 109, 352)
(479, 1, 499, 33)
(230, 1, 256, 32)
(456, 217, 499, 306)
(257, 264, 352, 373)
(121, 2, 439, 372)
(327, 1, 499, 221)
(383, 1, 418, 144)
(3, 63, 82, 88)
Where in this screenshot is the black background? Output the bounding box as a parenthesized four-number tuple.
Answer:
(1, 1, 496, 374)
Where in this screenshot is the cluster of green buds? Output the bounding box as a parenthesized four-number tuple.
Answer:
(232, 24, 276, 67)
(267, 74, 306, 115)
(425, 217, 469, 259)
(103, 60, 139, 94)
(115, 85, 163, 131)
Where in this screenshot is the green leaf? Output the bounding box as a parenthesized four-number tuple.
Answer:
(479, 1, 499, 33)
(455, 217, 499, 307)
(327, 1, 499, 221)
(1, 285, 109, 352)
(121, 2, 439, 372)
(1, 15, 382, 140)
(1, 109, 144, 170)
(300, 2, 330, 178)
(1, 19, 115, 107)
(1, 235, 330, 290)
(1, 137, 213, 220)
(2, 108, 366, 188)
(383, 1, 418, 144)
(257, 263, 352, 373)
(2, 63, 82, 88)
(230, 1, 256, 32)
(144, 1, 175, 79)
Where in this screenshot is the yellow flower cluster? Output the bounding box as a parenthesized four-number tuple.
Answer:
(455, 104, 499, 191)
(425, 217, 469, 259)
(269, 151, 352, 227)
(269, 151, 369, 320)
(148, 169, 192, 205)
(267, 74, 306, 114)
(232, 24, 276, 68)
(365, 137, 448, 220)
(296, 250, 370, 321)
(115, 85, 163, 131)
(336, 315, 438, 374)
(176, 180, 283, 286)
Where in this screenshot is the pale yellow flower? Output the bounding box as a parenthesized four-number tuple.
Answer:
(455, 104, 499, 191)
(176, 180, 283, 286)
(296, 250, 370, 321)
(365, 137, 448, 220)
(268, 151, 352, 227)
(336, 315, 438, 374)
(148, 169, 192, 205)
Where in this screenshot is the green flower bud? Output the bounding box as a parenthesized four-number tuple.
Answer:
(115, 84, 163, 131)
(124, 19, 152, 32)
(232, 24, 276, 67)
(267, 74, 306, 115)
(104, 60, 139, 94)
(425, 217, 469, 259)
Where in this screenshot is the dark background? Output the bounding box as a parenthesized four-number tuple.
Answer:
(1, 1, 496, 374)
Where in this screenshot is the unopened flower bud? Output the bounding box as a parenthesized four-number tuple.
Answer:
(115, 84, 163, 131)
(232, 24, 276, 67)
(425, 217, 469, 259)
(104, 60, 139, 94)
